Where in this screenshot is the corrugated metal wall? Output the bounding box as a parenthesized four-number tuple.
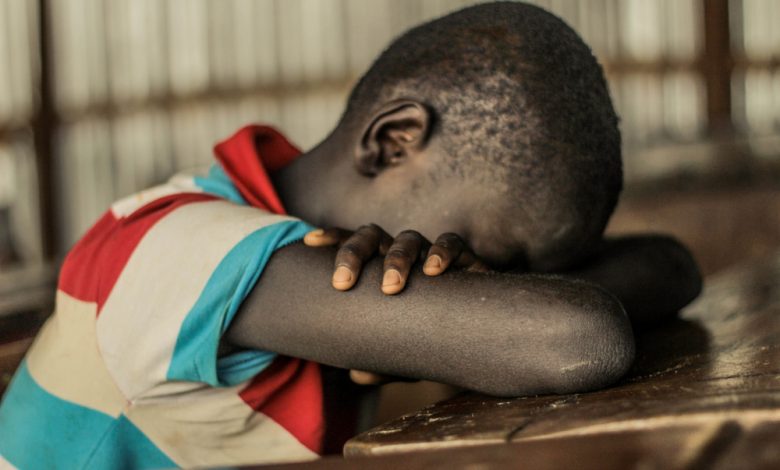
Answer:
(0, 0, 778, 261)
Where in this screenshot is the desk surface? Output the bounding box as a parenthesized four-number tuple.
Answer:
(341, 253, 780, 467)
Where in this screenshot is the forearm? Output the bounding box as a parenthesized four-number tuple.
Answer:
(567, 235, 702, 329)
(226, 243, 634, 396)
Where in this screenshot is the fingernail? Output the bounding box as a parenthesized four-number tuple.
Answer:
(382, 269, 402, 288)
(303, 229, 325, 245)
(423, 255, 442, 275)
(332, 266, 353, 290)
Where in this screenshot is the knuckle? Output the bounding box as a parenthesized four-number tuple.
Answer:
(438, 232, 462, 243)
(397, 229, 422, 239)
(428, 246, 449, 259)
(386, 248, 410, 260)
(436, 240, 453, 250)
(357, 224, 379, 235)
(338, 243, 363, 260)
(384, 260, 404, 272)
(367, 223, 385, 233)
(435, 233, 463, 251)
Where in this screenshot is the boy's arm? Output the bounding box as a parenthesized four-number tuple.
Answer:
(225, 242, 634, 397)
(565, 235, 702, 329)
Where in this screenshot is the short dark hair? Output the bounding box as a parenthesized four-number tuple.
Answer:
(343, 1, 622, 269)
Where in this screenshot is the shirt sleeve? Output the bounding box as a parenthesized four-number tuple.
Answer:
(91, 196, 315, 399)
(165, 210, 314, 387)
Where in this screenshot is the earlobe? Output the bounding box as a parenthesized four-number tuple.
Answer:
(355, 100, 431, 176)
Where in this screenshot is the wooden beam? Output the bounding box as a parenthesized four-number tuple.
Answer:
(702, 0, 733, 133)
(31, 0, 57, 259)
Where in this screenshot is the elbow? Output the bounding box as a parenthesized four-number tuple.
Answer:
(676, 248, 703, 309)
(655, 235, 704, 311)
(545, 285, 636, 394)
(547, 331, 635, 395)
(480, 281, 635, 397)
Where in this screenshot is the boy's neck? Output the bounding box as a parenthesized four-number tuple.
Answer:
(272, 138, 352, 226)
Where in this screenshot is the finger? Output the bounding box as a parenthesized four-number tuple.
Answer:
(454, 248, 492, 273)
(382, 230, 426, 295)
(349, 369, 419, 385)
(349, 370, 386, 385)
(423, 233, 465, 276)
(303, 227, 352, 247)
(332, 224, 389, 291)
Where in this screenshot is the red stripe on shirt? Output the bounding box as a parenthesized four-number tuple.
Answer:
(213, 125, 300, 215)
(239, 357, 324, 454)
(58, 193, 218, 312)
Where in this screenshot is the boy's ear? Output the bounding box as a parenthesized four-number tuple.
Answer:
(355, 100, 431, 176)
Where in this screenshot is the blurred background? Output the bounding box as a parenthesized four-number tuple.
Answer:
(1, 0, 779, 421)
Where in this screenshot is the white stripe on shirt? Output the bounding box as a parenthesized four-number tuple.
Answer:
(96, 200, 296, 399)
(26, 291, 127, 417)
(126, 380, 317, 467)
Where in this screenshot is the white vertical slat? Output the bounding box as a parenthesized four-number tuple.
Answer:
(11, 142, 43, 262)
(304, 89, 349, 150)
(0, 0, 13, 124)
(548, 0, 580, 30)
(619, 0, 662, 61)
(742, 0, 774, 60)
(107, 0, 166, 103)
(5, 0, 34, 123)
(232, 0, 260, 87)
(388, 0, 422, 35)
(279, 92, 312, 148)
(238, 94, 282, 132)
(0, 146, 14, 206)
(0, 140, 42, 263)
(147, 109, 175, 182)
(664, 0, 702, 60)
(50, 0, 107, 112)
(663, 72, 705, 139)
(58, 120, 114, 247)
(113, 115, 140, 198)
(420, 0, 461, 19)
(208, 0, 238, 89)
(167, 0, 210, 96)
(602, 0, 621, 60)
(49, 0, 78, 111)
(774, 69, 780, 132)
(106, 1, 131, 102)
(84, 0, 108, 106)
(254, 0, 280, 85)
(276, 0, 306, 84)
(170, 104, 216, 171)
(171, 106, 202, 171)
(744, 69, 775, 134)
(731, 68, 748, 131)
(300, 0, 348, 83)
(345, 0, 395, 76)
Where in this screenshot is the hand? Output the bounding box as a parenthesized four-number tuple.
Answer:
(304, 225, 489, 386)
(303, 224, 489, 295)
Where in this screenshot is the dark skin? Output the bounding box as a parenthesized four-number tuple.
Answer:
(224, 97, 703, 397)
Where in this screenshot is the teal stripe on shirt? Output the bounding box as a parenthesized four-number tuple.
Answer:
(193, 164, 247, 205)
(166, 219, 314, 387)
(0, 361, 175, 470)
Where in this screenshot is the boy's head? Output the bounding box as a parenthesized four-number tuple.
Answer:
(308, 1, 621, 271)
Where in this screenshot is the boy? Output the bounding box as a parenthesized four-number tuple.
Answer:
(0, 2, 700, 468)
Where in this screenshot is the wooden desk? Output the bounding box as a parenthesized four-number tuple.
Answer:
(339, 252, 780, 468)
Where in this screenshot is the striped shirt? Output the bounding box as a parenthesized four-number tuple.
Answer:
(0, 126, 324, 469)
